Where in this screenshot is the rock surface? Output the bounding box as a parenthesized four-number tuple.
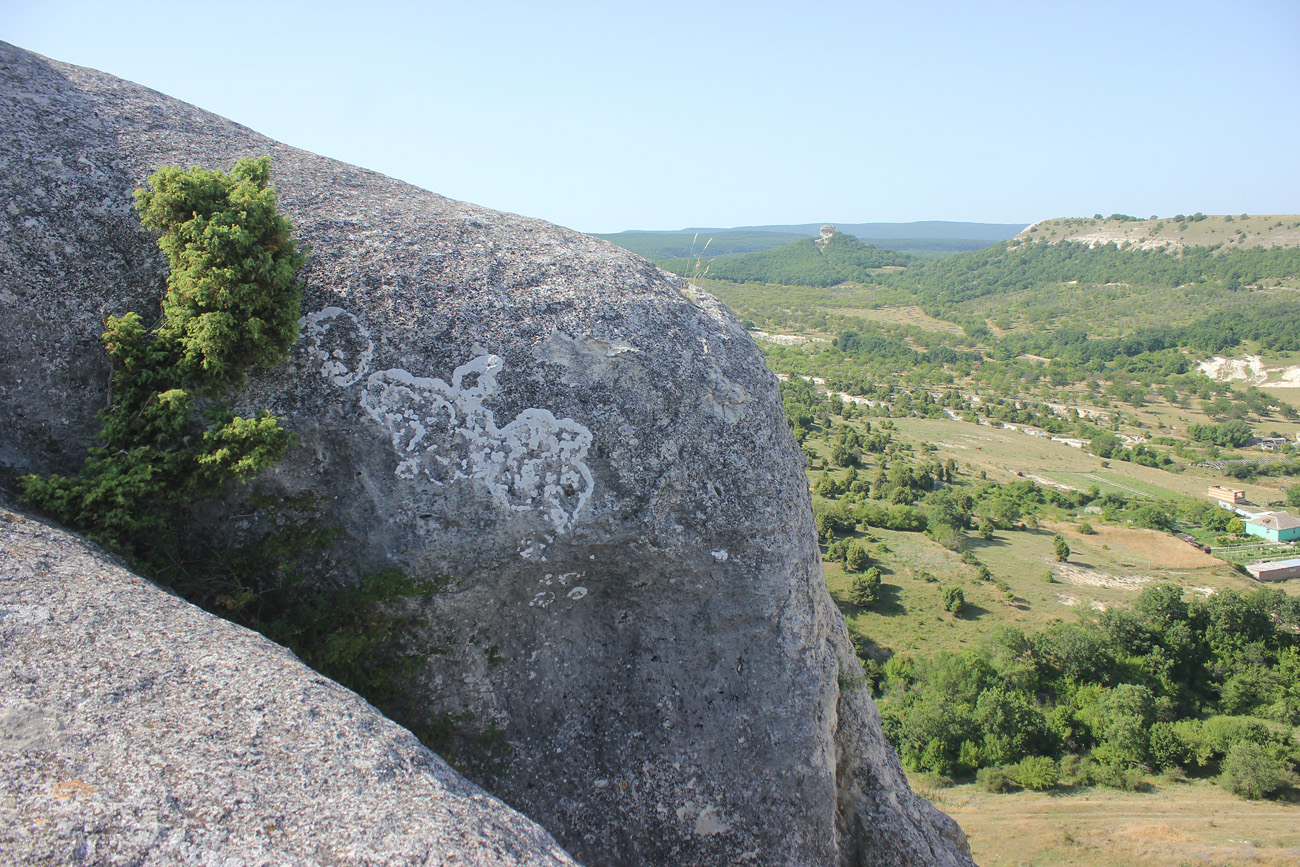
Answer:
(0, 498, 581, 866)
(0, 42, 974, 866)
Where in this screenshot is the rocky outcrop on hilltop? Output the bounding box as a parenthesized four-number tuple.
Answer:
(0, 499, 580, 866)
(0, 42, 973, 866)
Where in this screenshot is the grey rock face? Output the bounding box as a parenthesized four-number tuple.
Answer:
(0, 42, 973, 866)
(0, 499, 581, 866)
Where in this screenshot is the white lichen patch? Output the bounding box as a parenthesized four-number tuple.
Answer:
(675, 801, 731, 837)
(694, 806, 729, 836)
(299, 307, 375, 387)
(303, 308, 594, 533)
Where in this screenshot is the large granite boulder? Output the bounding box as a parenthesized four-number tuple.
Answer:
(0, 42, 973, 866)
(0, 498, 581, 866)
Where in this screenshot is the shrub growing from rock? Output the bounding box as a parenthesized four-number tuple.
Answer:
(21, 157, 304, 560)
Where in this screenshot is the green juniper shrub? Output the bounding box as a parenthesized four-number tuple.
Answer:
(17, 159, 505, 768)
(848, 566, 882, 608)
(826, 539, 850, 563)
(976, 765, 1018, 793)
(844, 542, 871, 573)
(20, 157, 305, 563)
(1053, 533, 1070, 562)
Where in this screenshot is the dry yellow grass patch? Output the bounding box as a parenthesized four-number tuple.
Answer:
(1053, 522, 1223, 570)
(934, 780, 1300, 867)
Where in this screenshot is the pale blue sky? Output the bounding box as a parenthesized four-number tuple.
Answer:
(4, 1, 1298, 233)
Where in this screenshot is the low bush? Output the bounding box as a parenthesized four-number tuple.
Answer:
(1219, 741, 1288, 800)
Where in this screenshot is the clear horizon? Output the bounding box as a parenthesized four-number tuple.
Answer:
(4, 0, 1298, 234)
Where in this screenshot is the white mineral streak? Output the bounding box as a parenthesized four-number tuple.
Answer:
(304, 308, 594, 533)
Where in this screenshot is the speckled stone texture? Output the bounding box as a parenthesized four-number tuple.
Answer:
(0, 42, 973, 867)
(0, 499, 580, 866)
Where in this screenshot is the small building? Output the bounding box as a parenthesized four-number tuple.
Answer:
(1207, 485, 1245, 505)
(1258, 436, 1288, 451)
(1246, 557, 1300, 582)
(1243, 511, 1300, 543)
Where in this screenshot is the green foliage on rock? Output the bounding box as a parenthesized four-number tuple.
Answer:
(20, 157, 305, 561)
(133, 157, 305, 389)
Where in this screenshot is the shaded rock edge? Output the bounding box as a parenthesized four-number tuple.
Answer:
(0, 498, 580, 867)
(0, 42, 974, 867)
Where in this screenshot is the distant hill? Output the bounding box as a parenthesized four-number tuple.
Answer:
(686, 220, 1030, 241)
(597, 221, 1029, 262)
(1019, 214, 1300, 252)
(591, 230, 809, 261)
(658, 232, 914, 287)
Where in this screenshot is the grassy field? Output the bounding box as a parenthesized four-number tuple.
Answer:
(887, 416, 1296, 503)
(812, 303, 966, 334)
(807, 413, 1299, 661)
(823, 518, 1257, 660)
(927, 775, 1300, 867)
(1037, 471, 1184, 500)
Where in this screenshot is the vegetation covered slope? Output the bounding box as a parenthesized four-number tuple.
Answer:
(1020, 212, 1300, 251)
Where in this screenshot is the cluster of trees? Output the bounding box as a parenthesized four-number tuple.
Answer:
(876, 585, 1300, 799)
(814, 464, 1103, 556)
(1186, 419, 1256, 447)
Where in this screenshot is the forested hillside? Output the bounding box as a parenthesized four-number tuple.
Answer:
(659, 232, 915, 286)
(909, 240, 1300, 307)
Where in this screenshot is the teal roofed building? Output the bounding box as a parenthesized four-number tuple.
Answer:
(1243, 511, 1300, 543)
